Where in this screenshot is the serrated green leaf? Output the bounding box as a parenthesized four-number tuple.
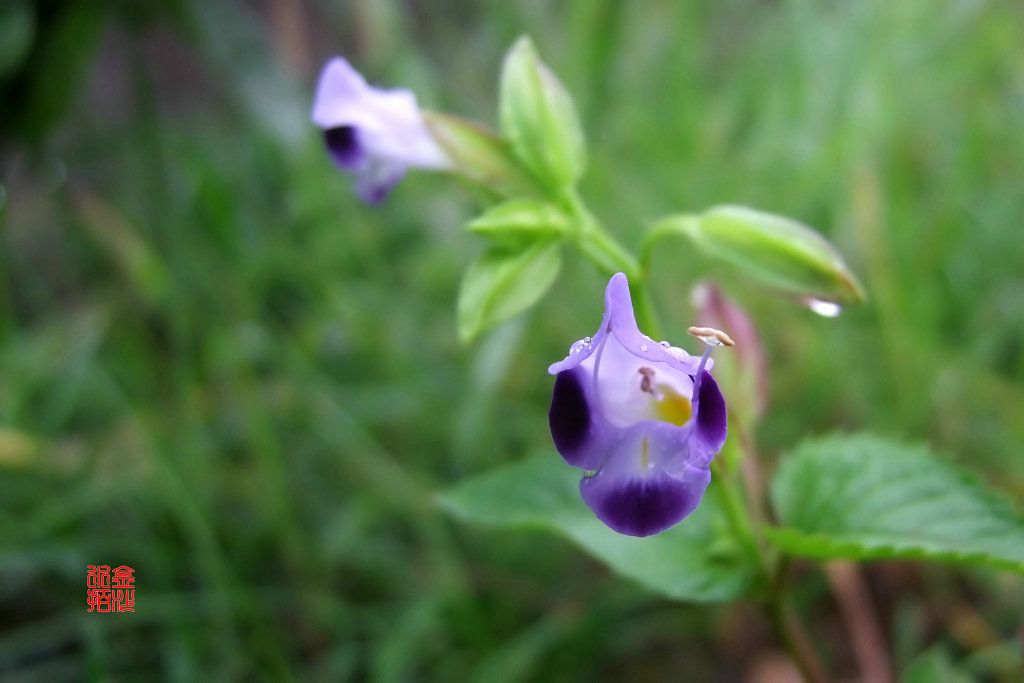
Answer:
(466, 198, 572, 246)
(768, 433, 1024, 573)
(457, 240, 562, 342)
(499, 37, 586, 189)
(440, 455, 755, 603)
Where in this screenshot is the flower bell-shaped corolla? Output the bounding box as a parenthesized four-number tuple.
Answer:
(548, 273, 729, 537)
(312, 57, 450, 203)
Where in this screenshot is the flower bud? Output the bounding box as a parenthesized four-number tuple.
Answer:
(658, 205, 865, 306)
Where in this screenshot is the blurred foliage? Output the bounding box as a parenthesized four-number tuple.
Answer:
(1, 0, 1022, 679)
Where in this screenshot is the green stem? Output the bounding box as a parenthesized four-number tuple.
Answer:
(559, 189, 659, 333)
(726, 436, 828, 680)
(769, 585, 829, 683)
(641, 213, 700, 274)
(710, 460, 767, 583)
(562, 189, 641, 282)
(714, 463, 827, 680)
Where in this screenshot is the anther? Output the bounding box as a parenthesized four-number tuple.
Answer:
(686, 326, 735, 347)
(687, 326, 734, 399)
(637, 367, 662, 399)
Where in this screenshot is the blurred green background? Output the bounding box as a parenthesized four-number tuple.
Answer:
(2, 0, 1022, 679)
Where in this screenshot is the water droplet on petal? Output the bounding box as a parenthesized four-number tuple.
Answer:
(640, 344, 648, 351)
(659, 340, 670, 348)
(583, 336, 591, 345)
(804, 298, 843, 317)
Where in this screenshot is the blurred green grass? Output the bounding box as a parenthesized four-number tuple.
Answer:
(1, 0, 1023, 679)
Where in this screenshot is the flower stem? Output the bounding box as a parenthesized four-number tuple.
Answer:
(710, 460, 767, 583)
(713, 435, 829, 680)
(769, 586, 829, 683)
(559, 189, 660, 333)
(561, 190, 641, 282)
(641, 213, 700, 273)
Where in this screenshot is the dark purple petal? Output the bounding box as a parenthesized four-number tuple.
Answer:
(579, 463, 711, 537)
(694, 370, 727, 451)
(324, 126, 365, 169)
(549, 370, 592, 465)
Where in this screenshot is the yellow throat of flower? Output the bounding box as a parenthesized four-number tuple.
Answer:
(653, 384, 692, 426)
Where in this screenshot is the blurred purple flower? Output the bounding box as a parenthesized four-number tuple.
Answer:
(548, 273, 727, 537)
(311, 57, 449, 203)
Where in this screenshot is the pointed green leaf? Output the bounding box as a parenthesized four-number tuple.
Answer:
(466, 198, 572, 247)
(440, 455, 755, 603)
(457, 240, 562, 342)
(499, 37, 586, 189)
(649, 206, 865, 306)
(768, 433, 1024, 573)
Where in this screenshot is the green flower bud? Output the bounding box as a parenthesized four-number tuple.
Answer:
(498, 37, 586, 191)
(652, 205, 865, 306)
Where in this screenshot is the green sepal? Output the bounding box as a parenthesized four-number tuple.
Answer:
(498, 36, 586, 190)
(421, 111, 539, 198)
(457, 239, 562, 342)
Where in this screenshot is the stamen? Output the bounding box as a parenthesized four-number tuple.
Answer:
(687, 325, 734, 399)
(686, 326, 735, 347)
(637, 367, 662, 399)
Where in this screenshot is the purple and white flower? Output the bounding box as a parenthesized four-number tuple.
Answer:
(311, 57, 450, 203)
(548, 273, 728, 537)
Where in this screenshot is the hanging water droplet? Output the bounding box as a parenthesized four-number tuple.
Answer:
(804, 298, 843, 318)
